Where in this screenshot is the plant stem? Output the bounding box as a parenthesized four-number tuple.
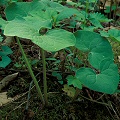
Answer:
(83, 0, 89, 29)
(26, 80, 33, 110)
(41, 48, 48, 106)
(16, 36, 45, 105)
(86, 0, 89, 14)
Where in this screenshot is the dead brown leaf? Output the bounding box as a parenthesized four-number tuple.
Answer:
(0, 92, 13, 106)
(0, 73, 18, 91)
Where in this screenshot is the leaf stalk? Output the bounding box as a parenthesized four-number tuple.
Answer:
(16, 36, 45, 105)
(41, 48, 48, 106)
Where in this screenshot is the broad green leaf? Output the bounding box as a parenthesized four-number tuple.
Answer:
(74, 30, 119, 94)
(0, 56, 11, 68)
(4, 16, 52, 39)
(41, 0, 66, 12)
(4, 19, 75, 51)
(74, 30, 93, 51)
(31, 29, 76, 51)
(74, 30, 107, 51)
(29, 8, 57, 21)
(74, 30, 113, 69)
(5, 1, 46, 20)
(4, 7, 55, 38)
(5, 2, 29, 20)
(56, 8, 80, 21)
(76, 59, 119, 94)
(24, 18, 52, 31)
(66, 75, 82, 89)
(4, 18, 39, 40)
(88, 41, 113, 69)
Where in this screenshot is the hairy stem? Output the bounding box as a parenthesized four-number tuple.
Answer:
(41, 48, 48, 106)
(16, 36, 45, 105)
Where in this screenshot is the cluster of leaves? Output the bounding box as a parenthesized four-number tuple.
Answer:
(0, 0, 120, 95)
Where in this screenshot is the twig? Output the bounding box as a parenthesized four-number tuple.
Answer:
(66, 94, 110, 107)
(109, 101, 120, 120)
(25, 80, 33, 110)
(96, 93, 105, 101)
(101, 98, 115, 120)
(79, 94, 110, 106)
(0, 73, 18, 91)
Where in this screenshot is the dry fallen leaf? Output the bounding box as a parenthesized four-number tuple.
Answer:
(0, 92, 13, 106)
(2, 36, 14, 46)
(0, 72, 18, 91)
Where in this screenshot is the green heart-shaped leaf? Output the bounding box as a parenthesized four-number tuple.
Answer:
(76, 59, 119, 94)
(56, 8, 80, 21)
(74, 30, 119, 94)
(74, 30, 113, 69)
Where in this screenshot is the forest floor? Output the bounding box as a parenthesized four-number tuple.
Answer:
(0, 40, 120, 120)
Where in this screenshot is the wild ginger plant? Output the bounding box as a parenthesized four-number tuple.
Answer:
(0, 0, 120, 106)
